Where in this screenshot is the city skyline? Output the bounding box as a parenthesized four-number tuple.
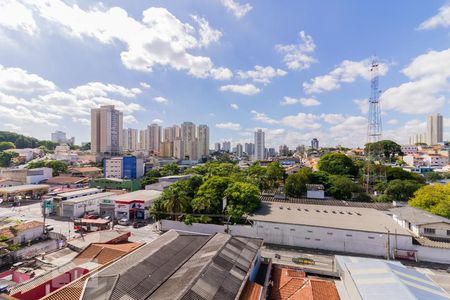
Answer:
(0, 1, 449, 147)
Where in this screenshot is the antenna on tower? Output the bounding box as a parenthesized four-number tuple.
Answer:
(365, 58, 386, 193)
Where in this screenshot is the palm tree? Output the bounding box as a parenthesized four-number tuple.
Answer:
(161, 186, 189, 218)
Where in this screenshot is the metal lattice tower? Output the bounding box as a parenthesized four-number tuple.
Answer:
(365, 59, 385, 192)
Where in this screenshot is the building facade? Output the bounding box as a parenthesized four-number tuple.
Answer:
(236, 143, 243, 157)
(311, 138, 319, 149)
(91, 105, 123, 156)
(426, 113, 443, 146)
(197, 124, 209, 159)
(103, 156, 144, 179)
(122, 128, 138, 151)
(51, 131, 67, 144)
(254, 129, 265, 161)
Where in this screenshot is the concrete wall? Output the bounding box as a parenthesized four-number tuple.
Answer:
(13, 227, 44, 244)
(14, 239, 59, 260)
(414, 245, 450, 264)
(159, 220, 256, 236)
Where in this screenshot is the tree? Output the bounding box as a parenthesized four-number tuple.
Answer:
(245, 162, 269, 191)
(386, 167, 425, 184)
(140, 176, 158, 188)
(192, 176, 231, 214)
(224, 182, 260, 220)
(409, 183, 450, 218)
(27, 160, 68, 176)
(365, 140, 403, 162)
(424, 172, 443, 182)
(0, 142, 15, 152)
(160, 163, 180, 177)
(158, 184, 190, 218)
(0, 151, 18, 167)
(308, 170, 330, 188)
(284, 169, 311, 198)
(266, 162, 287, 189)
(80, 142, 91, 151)
(37, 140, 59, 151)
(381, 179, 422, 202)
(327, 175, 366, 200)
(318, 153, 358, 176)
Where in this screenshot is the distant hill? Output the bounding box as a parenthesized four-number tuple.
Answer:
(0, 131, 58, 150)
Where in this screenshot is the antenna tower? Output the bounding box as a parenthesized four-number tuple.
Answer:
(365, 59, 385, 192)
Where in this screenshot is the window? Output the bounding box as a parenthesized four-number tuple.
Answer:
(257, 225, 263, 228)
(307, 230, 313, 233)
(305, 237, 310, 240)
(315, 239, 320, 241)
(290, 228, 296, 231)
(447, 230, 450, 236)
(424, 228, 435, 235)
(327, 232, 333, 235)
(368, 236, 375, 239)
(346, 234, 352, 237)
(274, 227, 280, 230)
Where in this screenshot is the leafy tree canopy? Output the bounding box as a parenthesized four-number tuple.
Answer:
(386, 167, 425, 184)
(224, 182, 261, 220)
(0, 151, 18, 167)
(159, 163, 180, 177)
(27, 160, 68, 176)
(378, 179, 422, 202)
(327, 175, 367, 201)
(365, 140, 403, 161)
(409, 183, 450, 218)
(192, 176, 232, 214)
(284, 169, 310, 198)
(0, 142, 15, 152)
(318, 153, 358, 176)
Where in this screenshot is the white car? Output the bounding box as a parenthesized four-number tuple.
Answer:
(118, 218, 130, 226)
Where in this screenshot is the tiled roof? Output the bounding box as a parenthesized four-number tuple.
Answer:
(70, 167, 102, 173)
(269, 267, 339, 300)
(45, 176, 89, 185)
(239, 281, 263, 300)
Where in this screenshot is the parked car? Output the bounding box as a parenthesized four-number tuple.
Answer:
(132, 220, 146, 228)
(44, 225, 54, 233)
(292, 257, 315, 265)
(103, 216, 112, 221)
(118, 218, 131, 226)
(85, 213, 99, 219)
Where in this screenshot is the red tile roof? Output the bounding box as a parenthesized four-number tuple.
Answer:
(269, 267, 339, 300)
(240, 281, 263, 300)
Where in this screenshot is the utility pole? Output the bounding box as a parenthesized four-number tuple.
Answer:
(385, 227, 391, 260)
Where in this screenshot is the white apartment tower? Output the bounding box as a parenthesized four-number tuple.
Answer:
(51, 131, 67, 144)
(123, 128, 138, 151)
(426, 113, 443, 146)
(181, 122, 198, 160)
(139, 129, 148, 150)
(236, 143, 243, 157)
(254, 129, 265, 161)
(91, 105, 123, 155)
(197, 125, 209, 159)
(147, 123, 161, 154)
(222, 141, 231, 152)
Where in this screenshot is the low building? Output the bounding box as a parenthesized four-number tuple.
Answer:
(0, 221, 44, 245)
(60, 192, 116, 218)
(422, 154, 449, 167)
(51, 188, 103, 216)
(52, 145, 78, 162)
(334, 255, 450, 300)
(249, 202, 413, 258)
(103, 156, 144, 179)
(0, 168, 53, 184)
(401, 145, 418, 155)
(89, 177, 141, 192)
(390, 206, 450, 242)
(306, 184, 325, 199)
(103, 190, 162, 220)
(0, 184, 49, 201)
(158, 174, 193, 183)
(79, 230, 263, 300)
(145, 181, 173, 191)
(0, 179, 22, 188)
(44, 176, 89, 188)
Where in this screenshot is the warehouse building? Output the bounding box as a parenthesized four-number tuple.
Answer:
(60, 192, 116, 218)
(249, 202, 413, 258)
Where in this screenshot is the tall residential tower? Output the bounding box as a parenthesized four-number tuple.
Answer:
(254, 129, 265, 161)
(91, 105, 123, 156)
(426, 113, 443, 146)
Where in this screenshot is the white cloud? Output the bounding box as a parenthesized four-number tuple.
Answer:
(387, 119, 398, 125)
(216, 122, 241, 130)
(237, 65, 287, 85)
(0, 64, 56, 93)
(276, 31, 316, 71)
(69, 82, 141, 98)
(219, 84, 261, 95)
(72, 117, 90, 126)
(191, 15, 222, 47)
(210, 67, 233, 80)
(230, 103, 239, 110)
(381, 49, 450, 114)
(281, 112, 321, 129)
(418, 4, 450, 30)
(153, 96, 169, 104)
(303, 59, 389, 94)
(353, 98, 369, 114)
(151, 118, 163, 124)
(251, 110, 278, 124)
(281, 96, 320, 106)
(0, 0, 37, 35)
(22, 1, 229, 80)
(220, 0, 252, 18)
(124, 115, 138, 124)
(320, 113, 346, 124)
(140, 82, 151, 89)
(3, 123, 21, 131)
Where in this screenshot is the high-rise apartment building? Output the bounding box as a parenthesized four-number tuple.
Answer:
(279, 144, 289, 156)
(91, 105, 123, 156)
(181, 122, 197, 160)
(214, 142, 221, 152)
(148, 123, 161, 154)
(236, 143, 243, 157)
(123, 128, 138, 151)
(197, 125, 209, 159)
(51, 131, 67, 144)
(245, 143, 255, 155)
(139, 129, 148, 150)
(222, 141, 231, 152)
(311, 138, 319, 149)
(426, 113, 443, 146)
(254, 129, 265, 161)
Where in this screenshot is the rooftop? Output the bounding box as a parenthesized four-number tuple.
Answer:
(249, 202, 411, 235)
(80, 230, 263, 300)
(55, 188, 102, 198)
(390, 206, 450, 225)
(0, 184, 50, 194)
(0, 221, 44, 239)
(67, 230, 131, 252)
(103, 189, 162, 202)
(70, 167, 102, 173)
(63, 192, 116, 204)
(335, 255, 450, 300)
(45, 176, 89, 185)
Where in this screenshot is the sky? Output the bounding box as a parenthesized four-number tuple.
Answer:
(0, 0, 449, 148)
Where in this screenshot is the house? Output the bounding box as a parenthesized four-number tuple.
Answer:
(102, 190, 162, 220)
(0, 221, 44, 245)
(59, 192, 116, 218)
(79, 230, 263, 300)
(306, 184, 325, 199)
(334, 255, 450, 300)
(390, 206, 450, 242)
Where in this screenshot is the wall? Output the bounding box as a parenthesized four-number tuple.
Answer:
(418, 222, 450, 240)
(159, 220, 256, 236)
(13, 227, 44, 244)
(14, 240, 59, 260)
(26, 168, 52, 184)
(414, 245, 450, 264)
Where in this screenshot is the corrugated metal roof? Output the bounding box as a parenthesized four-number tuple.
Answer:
(390, 206, 450, 226)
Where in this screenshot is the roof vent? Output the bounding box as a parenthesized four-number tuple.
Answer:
(279, 206, 283, 209)
(297, 208, 301, 211)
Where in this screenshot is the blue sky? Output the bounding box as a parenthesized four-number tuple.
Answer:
(0, 0, 449, 148)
